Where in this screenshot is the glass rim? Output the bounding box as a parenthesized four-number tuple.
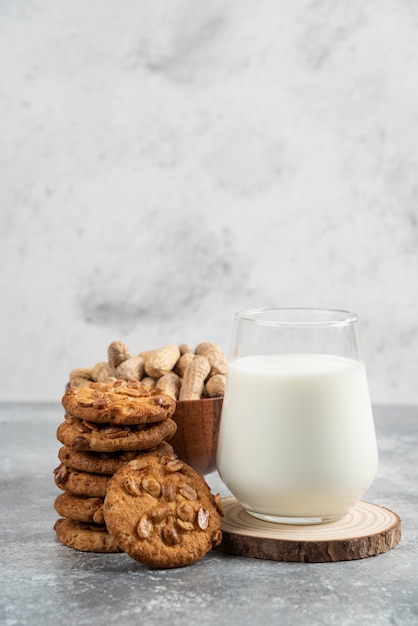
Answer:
(234, 307, 358, 328)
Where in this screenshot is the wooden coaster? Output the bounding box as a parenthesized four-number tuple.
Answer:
(216, 497, 401, 562)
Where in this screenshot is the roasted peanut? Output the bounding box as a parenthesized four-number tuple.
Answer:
(156, 372, 181, 400)
(176, 519, 194, 532)
(107, 341, 131, 368)
(194, 342, 217, 354)
(204, 374, 227, 398)
(115, 355, 145, 381)
(179, 355, 211, 401)
(124, 476, 142, 496)
(162, 524, 180, 546)
(143, 344, 181, 378)
(137, 515, 154, 539)
(91, 361, 116, 382)
(69, 368, 93, 388)
(140, 376, 157, 388)
(166, 459, 184, 472)
(179, 484, 198, 500)
(178, 343, 194, 355)
(176, 501, 195, 522)
(174, 352, 195, 378)
(128, 458, 149, 471)
(151, 504, 170, 523)
(197, 507, 210, 530)
(195, 343, 228, 377)
(142, 476, 162, 498)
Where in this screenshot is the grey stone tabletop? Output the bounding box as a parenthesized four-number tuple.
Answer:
(0, 403, 416, 626)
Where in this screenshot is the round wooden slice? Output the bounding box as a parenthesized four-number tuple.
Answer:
(216, 497, 401, 562)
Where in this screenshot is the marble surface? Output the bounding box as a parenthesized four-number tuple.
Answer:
(1, 1, 418, 403)
(0, 402, 417, 626)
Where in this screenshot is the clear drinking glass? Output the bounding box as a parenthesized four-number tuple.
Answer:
(216, 308, 378, 524)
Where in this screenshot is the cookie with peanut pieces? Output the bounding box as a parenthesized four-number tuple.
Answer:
(54, 492, 105, 524)
(57, 414, 177, 452)
(57, 441, 174, 475)
(103, 454, 223, 568)
(54, 518, 120, 553)
(53, 463, 111, 498)
(62, 379, 176, 425)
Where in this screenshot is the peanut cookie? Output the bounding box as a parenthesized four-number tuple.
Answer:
(57, 441, 174, 475)
(54, 492, 105, 524)
(53, 463, 111, 498)
(56, 415, 177, 452)
(62, 379, 176, 425)
(54, 518, 120, 553)
(103, 454, 223, 568)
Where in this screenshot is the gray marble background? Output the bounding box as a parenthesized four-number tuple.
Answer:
(1, 0, 417, 403)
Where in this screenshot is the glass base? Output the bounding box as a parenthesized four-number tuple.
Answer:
(247, 510, 344, 525)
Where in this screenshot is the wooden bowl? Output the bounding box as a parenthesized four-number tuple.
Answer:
(169, 397, 223, 475)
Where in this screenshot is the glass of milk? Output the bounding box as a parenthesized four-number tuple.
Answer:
(216, 308, 378, 524)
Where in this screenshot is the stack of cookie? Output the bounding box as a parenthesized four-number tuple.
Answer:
(53, 379, 177, 553)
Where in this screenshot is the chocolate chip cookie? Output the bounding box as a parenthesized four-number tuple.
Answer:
(103, 454, 223, 568)
(62, 380, 176, 425)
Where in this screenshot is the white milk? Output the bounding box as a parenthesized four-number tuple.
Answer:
(217, 353, 378, 521)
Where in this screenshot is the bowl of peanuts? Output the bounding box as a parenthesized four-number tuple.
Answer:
(68, 340, 227, 475)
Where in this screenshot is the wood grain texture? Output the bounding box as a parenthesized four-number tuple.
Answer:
(170, 397, 223, 475)
(216, 497, 401, 562)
